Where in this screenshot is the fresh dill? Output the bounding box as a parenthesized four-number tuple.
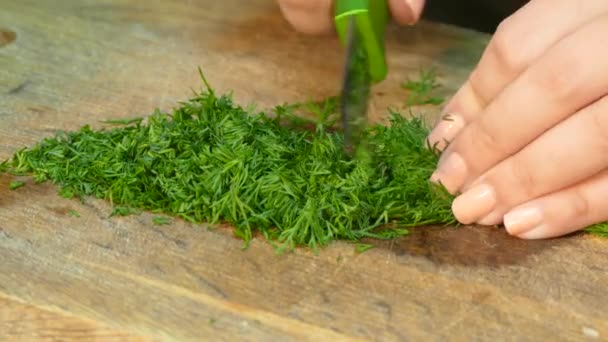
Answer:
(0, 69, 457, 251)
(99, 117, 144, 126)
(9, 180, 25, 190)
(111, 206, 140, 217)
(402, 67, 444, 107)
(152, 216, 172, 225)
(355, 243, 375, 253)
(585, 222, 608, 237)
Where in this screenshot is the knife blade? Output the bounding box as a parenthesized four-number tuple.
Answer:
(334, 0, 389, 156)
(340, 16, 371, 155)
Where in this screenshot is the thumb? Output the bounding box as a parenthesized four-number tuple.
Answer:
(389, 0, 426, 25)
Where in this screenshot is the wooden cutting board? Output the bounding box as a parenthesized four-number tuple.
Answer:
(1, 1, 607, 340)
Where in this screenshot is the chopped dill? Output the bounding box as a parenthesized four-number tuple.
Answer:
(355, 243, 375, 253)
(100, 117, 144, 126)
(152, 216, 172, 225)
(402, 67, 444, 106)
(585, 222, 608, 237)
(68, 210, 80, 218)
(0, 69, 456, 251)
(9, 180, 25, 190)
(111, 206, 140, 217)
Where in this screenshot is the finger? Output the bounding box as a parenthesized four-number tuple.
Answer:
(277, 0, 334, 35)
(451, 94, 608, 224)
(428, 0, 608, 149)
(432, 13, 608, 195)
(502, 169, 608, 240)
(389, 0, 426, 25)
(277, 0, 426, 35)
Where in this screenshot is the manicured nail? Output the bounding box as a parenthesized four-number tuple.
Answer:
(430, 152, 467, 194)
(427, 113, 465, 151)
(476, 211, 502, 226)
(504, 206, 543, 236)
(451, 184, 496, 224)
(515, 225, 550, 240)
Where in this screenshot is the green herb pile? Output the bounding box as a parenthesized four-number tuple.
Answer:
(1, 70, 457, 250)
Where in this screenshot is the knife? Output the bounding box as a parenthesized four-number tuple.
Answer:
(334, 0, 389, 156)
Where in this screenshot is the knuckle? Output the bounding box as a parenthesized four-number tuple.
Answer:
(490, 17, 526, 73)
(470, 118, 511, 158)
(590, 97, 608, 155)
(591, 96, 608, 158)
(569, 187, 591, 219)
(505, 161, 538, 200)
(529, 54, 579, 101)
(455, 120, 511, 179)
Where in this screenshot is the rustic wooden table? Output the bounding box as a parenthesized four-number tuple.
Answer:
(1, 1, 607, 341)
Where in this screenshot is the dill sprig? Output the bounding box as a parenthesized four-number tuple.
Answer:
(152, 216, 172, 225)
(585, 222, 608, 237)
(1, 69, 457, 251)
(9, 180, 25, 190)
(402, 67, 444, 107)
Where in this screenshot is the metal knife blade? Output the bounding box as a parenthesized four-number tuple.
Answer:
(340, 16, 371, 156)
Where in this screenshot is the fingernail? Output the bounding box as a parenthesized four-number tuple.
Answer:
(515, 225, 550, 240)
(504, 206, 543, 236)
(430, 152, 467, 194)
(477, 210, 503, 226)
(426, 113, 465, 151)
(451, 184, 496, 224)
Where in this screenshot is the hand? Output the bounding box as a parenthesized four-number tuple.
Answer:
(427, 0, 608, 239)
(276, 0, 426, 35)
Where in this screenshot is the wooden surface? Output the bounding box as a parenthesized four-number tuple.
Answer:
(1, 0, 607, 341)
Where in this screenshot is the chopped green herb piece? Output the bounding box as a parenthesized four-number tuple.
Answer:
(100, 117, 144, 125)
(402, 67, 444, 107)
(59, 187, 75, 199)
(152, 216, 171, 225)
(585, 222, 608, 237)
(9, 180, 25, 190)
(355, 243, 375, 253)
(68, 210, 80, 217)
(111, 206, 140, 217)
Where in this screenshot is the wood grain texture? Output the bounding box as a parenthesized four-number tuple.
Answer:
(0, 294, 150, 341)
(1, 0, 607, 341)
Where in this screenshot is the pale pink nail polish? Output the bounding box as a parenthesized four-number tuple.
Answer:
(426, 113, 465, 151)
(477, 211, 503, 226)
(451, 184, 496, 224)
(430, 152, 467, 194)
(515, 225, 550, 240)
(504, 206, 543, 236)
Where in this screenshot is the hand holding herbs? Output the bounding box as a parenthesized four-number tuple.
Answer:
(2, 71, 457, 251)
(427, 0, 608, 239)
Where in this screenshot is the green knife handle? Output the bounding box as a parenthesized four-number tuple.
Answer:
(334, 0, 389, 83)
